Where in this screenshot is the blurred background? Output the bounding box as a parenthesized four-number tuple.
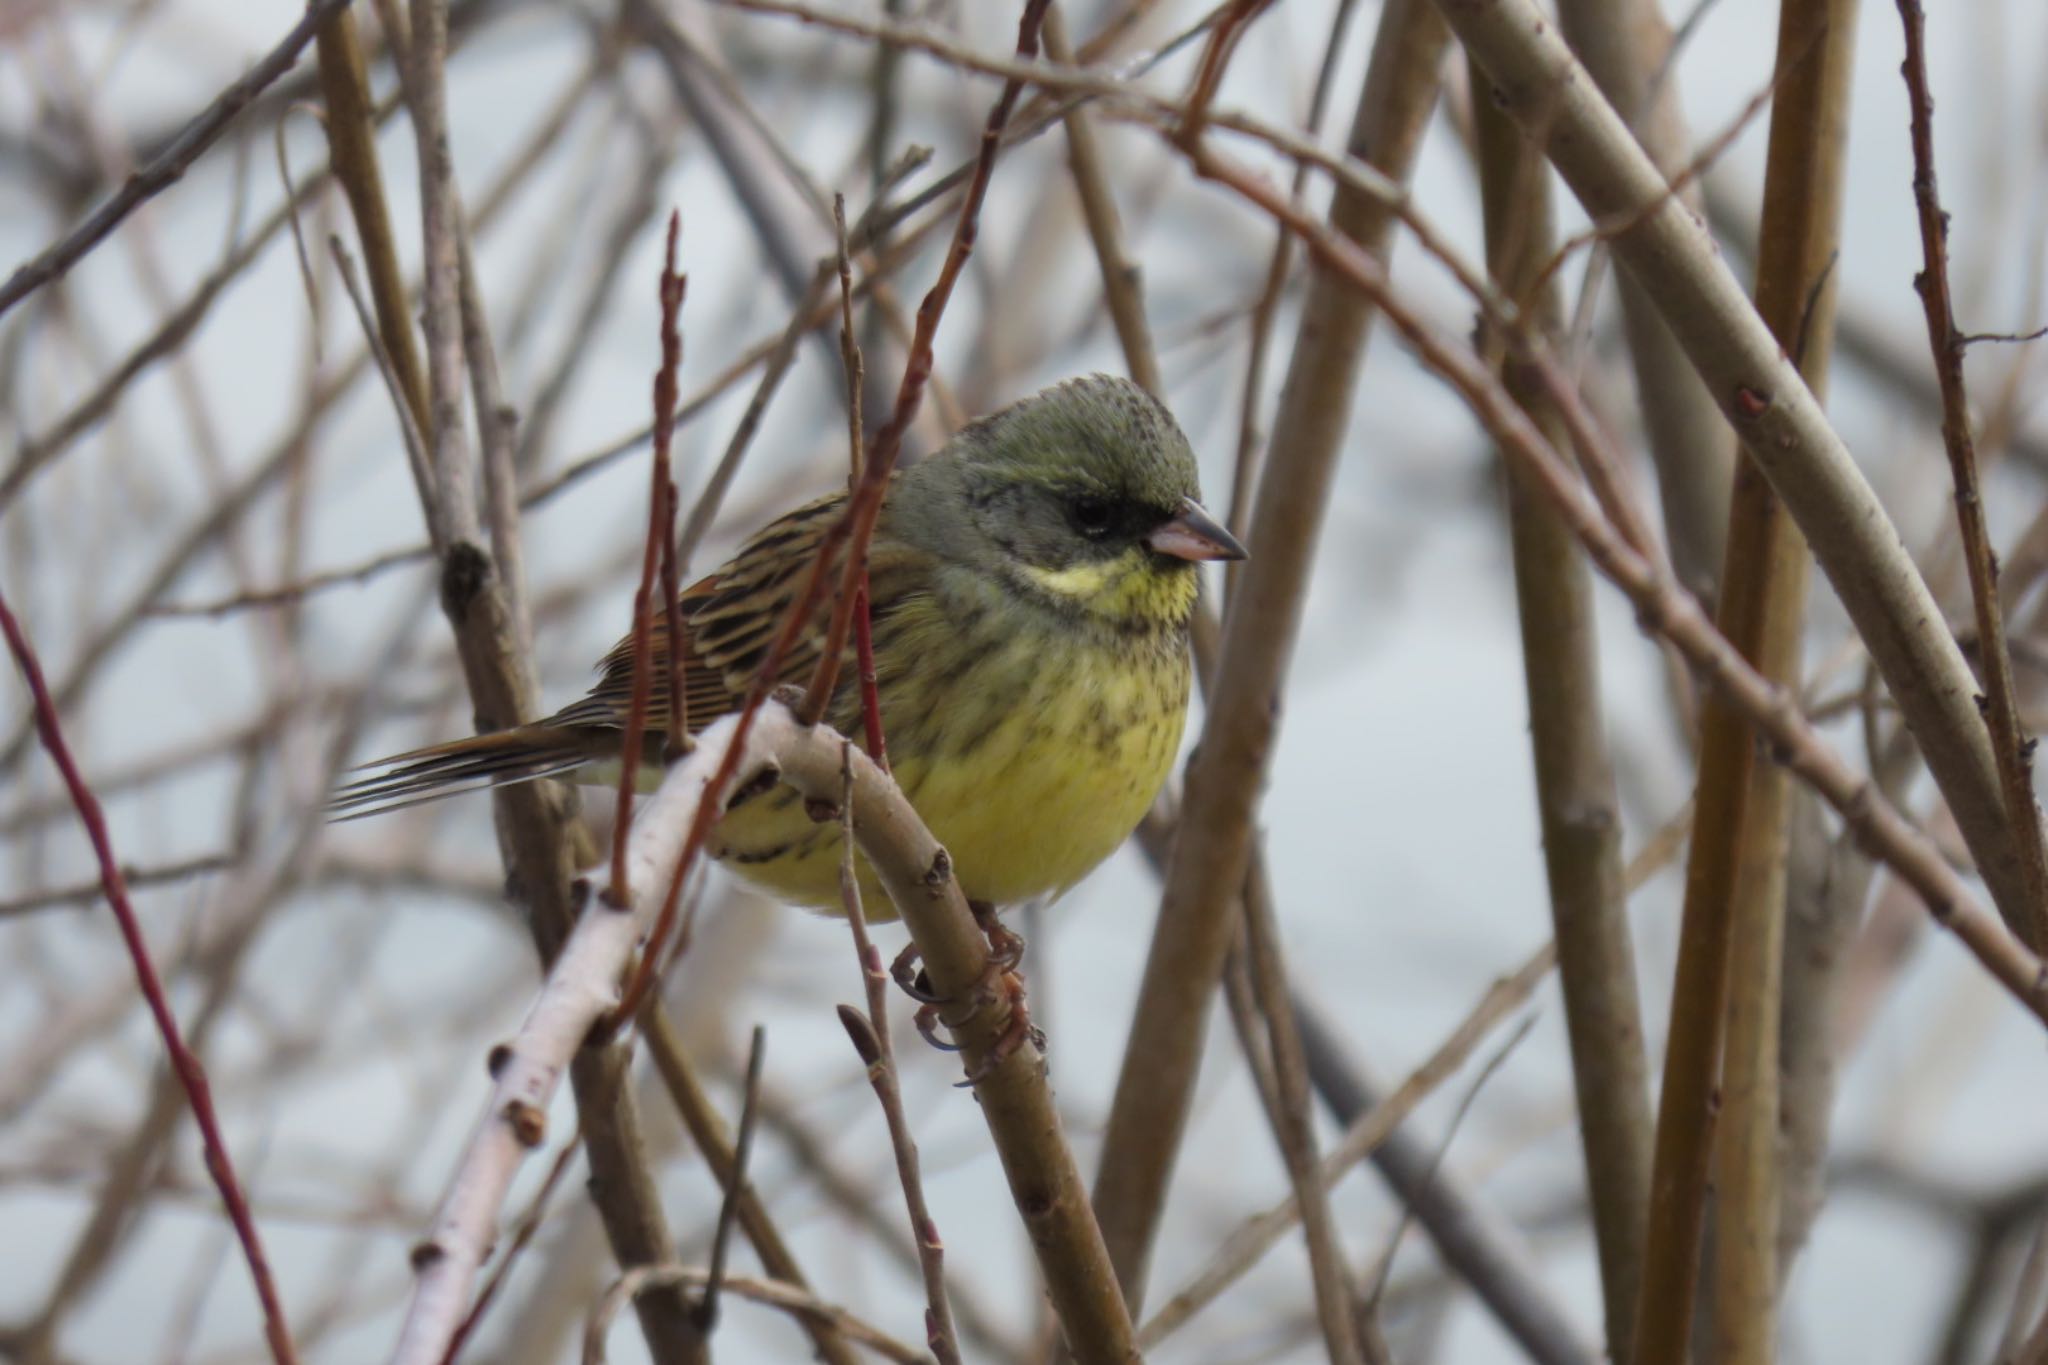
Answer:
(3, 0, 2047, 1360)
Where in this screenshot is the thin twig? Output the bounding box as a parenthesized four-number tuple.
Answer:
(318, 4, 430, 427)
(582, 1268, 930, 1365)
(1177, 0, 1274, 138)
(833, 739, 960, 1364)
(0, 0, 357, 323)
(1226, 0, 1364, 535)
(834, 196, 887, 769)
(329, 236, 443, 548)
(1237, 868, 1366, 1362)
(0, 587, 299, 1365)
(1362, 1014, 1541, 1313)
(1042, 4, 1162, 398)
(454, 213, 533, 665)
(638, 1015, 868, 1365)
(0, 852, 237, 919)
(1962, 325, 2048, 347)
(1896, 0, 2048, 950)
(1185, 137, 2048, 1026)
(612, 0, 1054, 1029)
(609, 213, 687, 907)
(1136, 940, 1558, 1351)
(442, 1125, 584, 1364)
(695, 1025, 767, 1333)
(1, 95, 384, 513)
(1530, 42, 1804, 311)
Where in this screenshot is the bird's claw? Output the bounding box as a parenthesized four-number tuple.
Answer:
(888, 909, 1042, 1081)
(912, 1000, 962, 1052)
(890, 942, 944, 1004)
(955, 968, 1042, 1087)
(970, 898, 1027, 972)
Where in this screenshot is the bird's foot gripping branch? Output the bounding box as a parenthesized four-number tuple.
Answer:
(388, 700, 1135, 1365)
(889, 899, 1043, 1079)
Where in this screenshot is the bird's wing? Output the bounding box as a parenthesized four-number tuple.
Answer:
(550, 483, 919, 738)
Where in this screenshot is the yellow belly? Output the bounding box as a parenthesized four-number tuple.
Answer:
(708, 625, 1191, 916)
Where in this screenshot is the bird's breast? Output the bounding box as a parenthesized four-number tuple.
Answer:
(709, 587, 1191, 914)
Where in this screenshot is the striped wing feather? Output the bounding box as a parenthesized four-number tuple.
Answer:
(552, 485, 918, 739)
(330, 484, 920, 818)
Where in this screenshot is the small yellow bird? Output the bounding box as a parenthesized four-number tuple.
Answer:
(332, 374, 1244, 917)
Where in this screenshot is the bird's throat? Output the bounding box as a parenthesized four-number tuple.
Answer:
(1014, 548, 1199, 634)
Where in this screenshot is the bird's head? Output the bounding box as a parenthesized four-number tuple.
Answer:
(894, 374, 1245, 631)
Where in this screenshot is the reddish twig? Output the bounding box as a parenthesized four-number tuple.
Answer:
(1179, 0, 1277, 139)
(609, 0, 1049, 1027)
(796, 0, 1054, 726)
(0, 586, 299, 1365)
(609, 212, 689, 907)
(851, 584, 886, 768)
(833, 194, 888, 770)
(1896, 0, 2048, 950)
(652, 218, 692, 762)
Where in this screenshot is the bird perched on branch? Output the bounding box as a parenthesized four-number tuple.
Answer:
(333, 374, 1243, 923)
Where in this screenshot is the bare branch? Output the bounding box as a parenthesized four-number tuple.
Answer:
(1092, 0, 1449, 1305)
(1894, 0, 2048, 947)
(0, 589, 299, 1365)
(0, 0, 357, 324)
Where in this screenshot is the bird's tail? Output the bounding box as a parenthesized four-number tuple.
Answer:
(327, 725, 603, 820)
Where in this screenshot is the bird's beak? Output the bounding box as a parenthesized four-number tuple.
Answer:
(1146, 497, 1249, 563)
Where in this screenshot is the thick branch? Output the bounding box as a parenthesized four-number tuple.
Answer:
(1439, 0, 2032, 938)
(1090, 0, 1449, 1307)
(1470, 65, 1651, 1359)
(1174, 134, 2048, 1028)
(1552, 0, 1734, 602)
(388, 703, 1134, 1363)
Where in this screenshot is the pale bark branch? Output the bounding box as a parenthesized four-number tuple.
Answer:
(324, 4, 706, 1353)
(390, 700, 1135, 1361)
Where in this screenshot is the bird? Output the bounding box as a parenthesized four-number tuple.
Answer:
(331, 374, 1245, 922)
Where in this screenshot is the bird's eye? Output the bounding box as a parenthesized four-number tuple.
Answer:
(1069, 495, 1115, 538)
